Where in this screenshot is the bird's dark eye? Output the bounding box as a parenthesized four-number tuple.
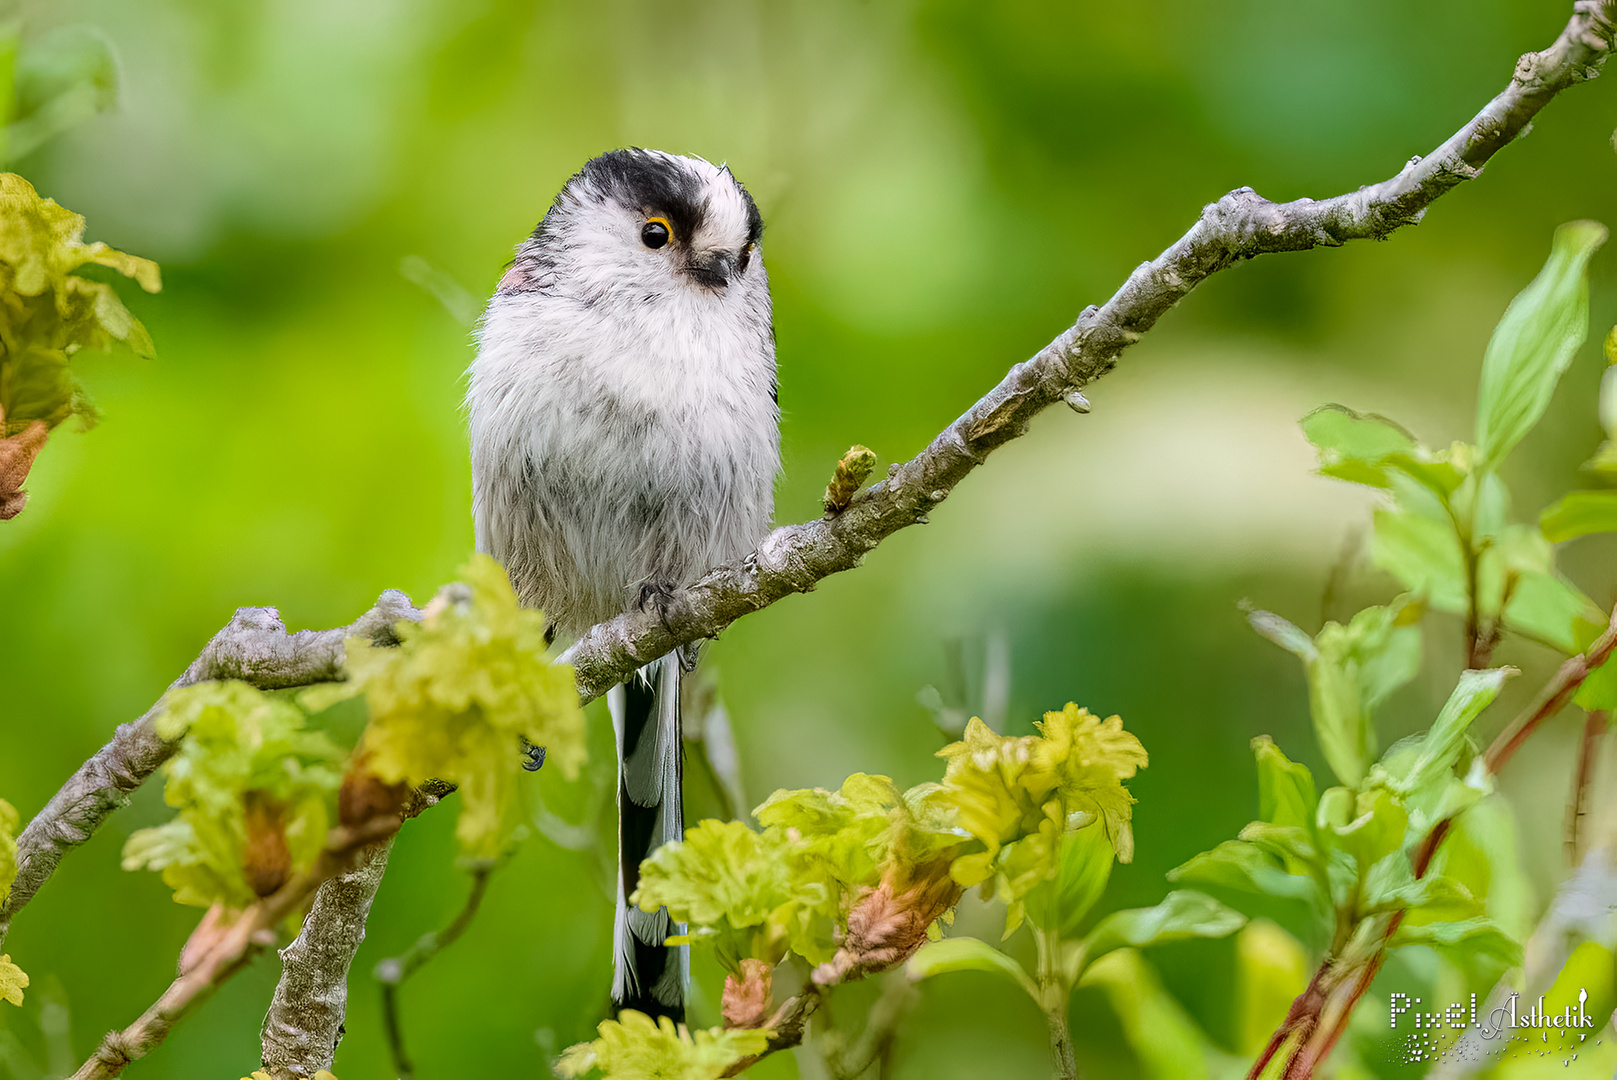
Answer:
(641, 217, 671, 249)
(738, 244, 753, 273)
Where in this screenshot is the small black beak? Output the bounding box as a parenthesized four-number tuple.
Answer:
(686, 249, 737, 289)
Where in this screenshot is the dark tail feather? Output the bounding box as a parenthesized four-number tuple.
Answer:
(609, 655, 686, 1021)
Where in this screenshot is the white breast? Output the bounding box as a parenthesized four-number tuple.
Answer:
(467, 273, 779, 634)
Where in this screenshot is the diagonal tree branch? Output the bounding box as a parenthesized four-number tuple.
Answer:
(0, 590, 420, 948)
(560, 0, 1617, 705)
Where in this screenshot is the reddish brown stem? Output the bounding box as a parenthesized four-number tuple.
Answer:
(1566, 711, 1608, 865)
(1485, 607, 1617, 774)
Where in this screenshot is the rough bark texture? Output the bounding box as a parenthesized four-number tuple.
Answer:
(257, 838, 396, 1077)
(0, 590, 420, 947)
(559, 0, 1617, 706)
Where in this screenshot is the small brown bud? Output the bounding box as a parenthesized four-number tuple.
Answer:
(823, 445, 877, 513)
(813, 872, 963, 986)
(243, 791, 291, 898)
(721, 958, 774, 1030)
(339, 762, 410, 827)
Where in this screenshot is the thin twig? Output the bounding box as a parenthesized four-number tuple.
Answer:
(1566, 710, 1608, 866)
(719, 987, 823, 1079)
(376, 863, 496, 1080)
(558, 0, 1617, 706)
(1484, 605, 1617, 774)
(0, 591, 420, 949)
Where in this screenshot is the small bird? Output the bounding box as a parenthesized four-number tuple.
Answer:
(467, 149, 780, 1022)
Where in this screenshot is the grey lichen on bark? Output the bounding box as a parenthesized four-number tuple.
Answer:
(558, 0, 1617, 705)
(0, 589, 420, 948)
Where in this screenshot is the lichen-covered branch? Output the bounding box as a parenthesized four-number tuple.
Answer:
(559, 0, 1617, 705)
(0, 590, 420, 947)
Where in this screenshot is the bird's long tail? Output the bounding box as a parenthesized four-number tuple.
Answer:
(608, 654, 687, 1022)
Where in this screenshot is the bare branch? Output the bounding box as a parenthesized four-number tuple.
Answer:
(0, 590, 420, 948)
(559, 1, 1617, 704)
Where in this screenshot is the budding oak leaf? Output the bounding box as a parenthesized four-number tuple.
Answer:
(632, 818, 836, 966)
(938, 705, 1146, 932)
(304, 555, 585, 860)
(0, 174, 160, 514)
(121, 682, 344, 909)
(555, 1011, 770, 1080)
(753, 772, 962, 893)
(0, 955, 25, 1006)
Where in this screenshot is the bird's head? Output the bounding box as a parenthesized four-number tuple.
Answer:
(506, 148, 765, 305)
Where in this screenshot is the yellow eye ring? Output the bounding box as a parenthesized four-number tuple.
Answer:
(641, 217, 672, 249)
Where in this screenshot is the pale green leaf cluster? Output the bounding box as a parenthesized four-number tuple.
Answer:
(636, 703, 1148, 977)
(633, 818, 837, 967)
(306, 555, 585, 860)
(0, 173, 159, 436)
(939, 706, 1146, 933)
(1170, 673, 1521, 971)
(121, 681, 344, 909)
(555, 1010, 769, 1080)
(637, 773, 963, 968)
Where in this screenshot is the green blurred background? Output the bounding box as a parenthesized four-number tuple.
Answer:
(3, 0, 1617, 1077)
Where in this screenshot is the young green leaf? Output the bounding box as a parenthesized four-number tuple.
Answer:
(937, 706, 1146, 933)
(631, 818, 834, 967)
(1474, 220, 1608, 470)
(0, 173, 160, 437)
(1301, 405, 1420, 488)
(1079, 890, 1246, 971)
(555, 1011, 771, 1080)
(1371, 509, 1469, 616)
(1024, 818, 1114, 938)
(1252, 737, 1317, 832)
(1387, 916, 1521, 968)
(1167, 841, 1324, 906)
(0, 954, 26, 1006)
(1255, 601, 1421, 787)
(1540, 490, 1617, 543)
(904, 936, 1040, 1003)
(1379, 668, 1510, 806)
(1317, 786, 1407, 874)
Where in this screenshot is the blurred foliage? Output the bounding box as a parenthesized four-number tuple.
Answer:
(3, 0, 1617, 1078)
